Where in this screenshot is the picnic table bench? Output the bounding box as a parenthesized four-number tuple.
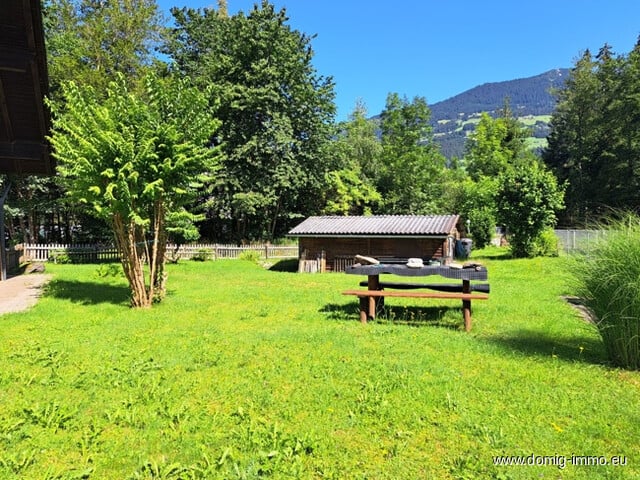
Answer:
(342, 263, 489, 331)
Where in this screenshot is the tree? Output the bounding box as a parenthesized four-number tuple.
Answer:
(461, 101, 535, 247)
(44, 0, 166, 98)
(49, 73, 220, 307)
(2, 1, 170, 248)
(166, 1, 336, 240)
(603, 41, 640, 210)
(339, 100, 384, 184)
(544, 42, 640, 225)
(495, 159, 565, 257)
(378, 93, 446, 213)
(464, 101, 530, 181)
(448, 177, 498, 249)
(322, 101, 382, 215)
(322, 169, 381, 216)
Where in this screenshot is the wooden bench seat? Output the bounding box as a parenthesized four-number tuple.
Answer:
(342, 289, 489, 330)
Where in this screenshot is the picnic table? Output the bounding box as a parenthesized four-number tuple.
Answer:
(343, 263, 489, 331)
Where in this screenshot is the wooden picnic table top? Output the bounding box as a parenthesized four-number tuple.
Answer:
(345, 263, 488, 281)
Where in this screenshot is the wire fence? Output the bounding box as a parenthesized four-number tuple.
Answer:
(554, 230, 606, 254)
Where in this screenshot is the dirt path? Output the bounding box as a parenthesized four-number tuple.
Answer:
(0, 274, 51, 315)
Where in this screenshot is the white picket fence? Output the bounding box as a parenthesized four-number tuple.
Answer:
(22, 243, 298, 263)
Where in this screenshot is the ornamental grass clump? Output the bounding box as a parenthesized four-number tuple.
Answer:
(570, 213, 640, 369)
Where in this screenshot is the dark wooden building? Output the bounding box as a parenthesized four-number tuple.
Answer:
(0, 0, 53, 279)
(288, 215, 460, 272)
(0, 0, 53, 176)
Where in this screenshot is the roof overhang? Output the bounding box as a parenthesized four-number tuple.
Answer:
(0, 0, 54, 175)
(290, 234, 452, 239)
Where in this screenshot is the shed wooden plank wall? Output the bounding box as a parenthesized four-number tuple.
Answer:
(299, 237, 449, 271)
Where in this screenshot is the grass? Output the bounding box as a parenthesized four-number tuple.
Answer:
(0, 250, 638, 479)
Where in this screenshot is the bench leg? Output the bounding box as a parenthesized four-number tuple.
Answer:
(368, 295, 376, 319)
(358, 295, 379, 323)
(359, 297, 368, 323)
(463, 300, 472, 332)
(463, 279, 472, 331)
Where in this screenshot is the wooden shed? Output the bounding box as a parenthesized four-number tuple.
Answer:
(288, 215, 460, 272)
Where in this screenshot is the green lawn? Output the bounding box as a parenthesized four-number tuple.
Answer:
(0, 251, 638, 479)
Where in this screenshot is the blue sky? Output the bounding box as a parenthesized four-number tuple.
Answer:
(157, 0, 640, 121)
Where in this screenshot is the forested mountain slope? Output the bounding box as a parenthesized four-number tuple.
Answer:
(427, 68, 570, 158)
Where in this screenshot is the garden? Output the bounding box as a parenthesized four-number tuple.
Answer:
(0, 247, 638, 479)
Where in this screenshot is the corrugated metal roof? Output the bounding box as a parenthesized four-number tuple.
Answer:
(288, 215, 460, 237)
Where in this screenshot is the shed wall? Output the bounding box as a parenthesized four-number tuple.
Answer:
(299, 237, 451, 272)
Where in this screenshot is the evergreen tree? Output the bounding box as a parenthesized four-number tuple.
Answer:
(544, 43, 640, 225)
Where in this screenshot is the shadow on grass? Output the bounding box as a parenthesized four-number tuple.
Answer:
(267, 258, 298, 272)
(44, 279, 130, 306)
(481, 329, 608, 365)
(321, 303, 464, 329)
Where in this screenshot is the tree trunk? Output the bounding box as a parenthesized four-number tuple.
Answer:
(113, 213, 151, 308)
(269, 196, 281, 241)
(148, 198, 167, 303)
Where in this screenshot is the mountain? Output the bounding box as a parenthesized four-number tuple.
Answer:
(428, 68, 570, 159)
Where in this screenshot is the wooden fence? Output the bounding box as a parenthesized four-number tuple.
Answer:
(22, 243, 298, 263)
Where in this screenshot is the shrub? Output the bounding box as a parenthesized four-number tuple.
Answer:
(238, 249, 262, 264)
(533, 227, 559, 257)
(191, 248, 211, 262)
(455, 178, 497, 250)
(569, 213, 640, 369)
(468, 207, 496, 249)
(496, 159, 564, 258)
(95, 264, 123, 278)
(49, 251, 72, 264)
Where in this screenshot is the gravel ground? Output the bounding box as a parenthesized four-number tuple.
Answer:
(0, 274, 51, 315)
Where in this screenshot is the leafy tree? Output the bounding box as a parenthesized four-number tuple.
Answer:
(44, 0, 166, 98)
(448, 178, 497, 249)
(339, 100, 384, 184)
(464, 112, 512, 180)
(322, 101, 382, 215)
(166, 1, 336, 240)
(3, 1, 169, 248)
(378, 93, 446, 213)
(49, 73, 220, 307)
(460, 101, 536, 247)
(322, 169, 381, 216)
(464, 101, 530, 181)
(496, 158, 565, 257)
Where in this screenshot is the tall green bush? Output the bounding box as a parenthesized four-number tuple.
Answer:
(496, 159, 564, 257)
(570, 213, 640, 369)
